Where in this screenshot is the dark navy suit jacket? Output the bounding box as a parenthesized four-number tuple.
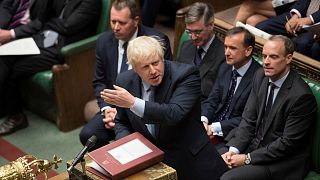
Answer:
(202, 59, 261, 138)
(114, 61, 228, 180)
(93, 25, 172, 110)
(177, 37, 225, 100)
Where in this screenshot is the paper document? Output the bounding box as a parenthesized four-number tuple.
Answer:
(87, 161, 111, 177)
(236, 21, 271, 40)
(0, 37, 40, 55)
(107, 138, 152, 165)
(303, 22, 320, 37)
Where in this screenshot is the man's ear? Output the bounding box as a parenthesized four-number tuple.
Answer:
(133, 16, 140, 27)
(245, 46, 253, 57)
(285, 53, 293, 65)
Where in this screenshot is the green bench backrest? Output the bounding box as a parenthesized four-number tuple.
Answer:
(304, 79, 320, 173)
(96, 0, 111, 33)
(176, 31, 190, 60)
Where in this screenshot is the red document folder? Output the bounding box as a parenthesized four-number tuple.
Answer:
(88, 132, 164, 180)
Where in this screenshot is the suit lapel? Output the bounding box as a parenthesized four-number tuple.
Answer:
(256, 77, 269, 128)
(215, 67, 232, 113)
(109, 37, 119, 79)
(229, 62, 256, 111)
(263, 71, 293, 136)
(128, 73, 159, 142)
(154, 61, 172, 103)
(152, 62, 172, 142)
(199, 38, 222, 78)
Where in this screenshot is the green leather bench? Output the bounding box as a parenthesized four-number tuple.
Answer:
(19, 0, 111, 132)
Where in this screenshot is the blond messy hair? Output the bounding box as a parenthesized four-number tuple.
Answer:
(127, 36, 165, 67)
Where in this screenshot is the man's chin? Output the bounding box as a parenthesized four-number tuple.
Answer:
(264, 71, 273, 77)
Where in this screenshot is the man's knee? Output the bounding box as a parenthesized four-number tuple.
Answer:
(220, 171, 237, 180)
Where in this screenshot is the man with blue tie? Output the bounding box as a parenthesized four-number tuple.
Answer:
(177, 2, 225, 100)
(0, 0, 101, 135)
(100, 36, 228, 180)
(201, 27, 261, 152)
(79, 0, 172, 150)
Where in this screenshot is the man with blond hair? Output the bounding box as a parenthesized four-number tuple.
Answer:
(101, 36, 228, 180)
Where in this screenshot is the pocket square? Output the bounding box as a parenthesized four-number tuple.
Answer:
(43, 30, 58, 48)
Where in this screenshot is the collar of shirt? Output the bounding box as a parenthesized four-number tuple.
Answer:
(198, 33, 215, 54)
(233, 58, 252, 77)
(117, 28, 138, 73)
(269, 70, 290, 89)
(142, 81, 151, 93)
(118, 28, 138, 47)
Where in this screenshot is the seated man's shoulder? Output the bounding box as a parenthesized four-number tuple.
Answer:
(169, 61, 199, 77)
(142, 25, 168, 38)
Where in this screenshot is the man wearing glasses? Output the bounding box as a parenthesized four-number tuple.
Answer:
(176, 2, 225, 100)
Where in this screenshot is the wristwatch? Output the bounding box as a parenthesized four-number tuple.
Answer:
(244, 153, 251, 165)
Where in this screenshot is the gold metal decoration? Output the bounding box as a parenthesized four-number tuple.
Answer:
(0, 155, 62, 180)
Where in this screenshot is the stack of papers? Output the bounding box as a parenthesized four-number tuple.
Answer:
(0, 37, 40, 55)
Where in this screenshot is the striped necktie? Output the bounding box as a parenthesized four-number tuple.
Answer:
(216, 70, 240, 122)
(8, 0, 30, 29)
(120, 42, 128, 73)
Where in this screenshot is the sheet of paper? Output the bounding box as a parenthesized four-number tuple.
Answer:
(303, 22, 320, 37)
(107, 138, 152, 165)
(236, 21, 271, 40)
(0, 37, 40, 55)
(87, 161, 111, 177)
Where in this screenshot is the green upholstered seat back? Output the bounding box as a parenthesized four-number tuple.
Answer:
(96, 0, 111, 33)
(176, 31, 190, 60)
(304, 79, 320, 173)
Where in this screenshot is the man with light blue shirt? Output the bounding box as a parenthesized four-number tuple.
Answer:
(220, 35, 317, 180)
(201, 27, 261, 151)
(101, 36, 228, 180)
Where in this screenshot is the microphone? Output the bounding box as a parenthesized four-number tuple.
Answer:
(67, 135, 97, 172)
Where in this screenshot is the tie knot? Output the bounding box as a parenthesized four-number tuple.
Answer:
(197, 47, 204, 56)
(232, 70, 240, 78)
(123, 42, 128, 50)
(269, 82, 276, 90)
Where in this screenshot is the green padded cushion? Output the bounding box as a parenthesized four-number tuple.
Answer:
(305, 171, 320, 180)
(304, 78, 320, 174)
(97, 0, 110, 33)
(61, 34, 100, 56)
(177, 31, 190, 59)
(26, 70, 53, 94)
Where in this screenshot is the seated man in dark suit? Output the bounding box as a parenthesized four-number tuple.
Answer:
(79, 0, 172, 150)
(201, 27, 261, 151)
(220, 35, 317, 180)
(176, 2, 225, 100)
(0, 0, 101, 135)
(100, 36, 228, 180)
(256, 0, 320, 60)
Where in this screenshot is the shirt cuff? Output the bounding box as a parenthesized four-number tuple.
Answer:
(290, 9, 301, 18)
(211, 122, 223, 136)
(10, 29, 16, 39)
(309, 15, 315, 24)
(229, 146, 240, 154)
(101, 106, 111, 113)
(130, 97, 144, 118)
(201, 116, 208, 123)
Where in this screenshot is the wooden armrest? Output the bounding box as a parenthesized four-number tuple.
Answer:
(174, 6, 190, 59)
